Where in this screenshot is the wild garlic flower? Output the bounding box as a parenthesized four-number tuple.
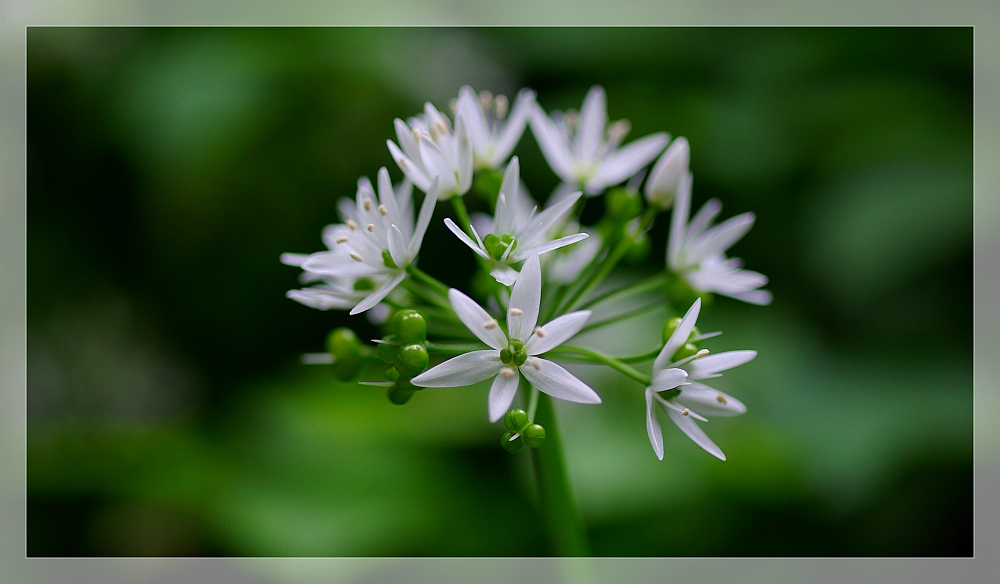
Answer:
(287, 170, 438, 315)
(530, 85, 669, 195)
(456, 86, 536, 170)
(387, 102, 473, 200)
(411, 253, 602, 422)
(281, 251, 389, 312)
(644, 136, 690, 210)
(444, 157, 588, 285)
(667, 176, 772, 306)
(645, 298, 753, 461)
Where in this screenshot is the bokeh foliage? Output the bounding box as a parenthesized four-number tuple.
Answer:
(27, 27, 971, 556)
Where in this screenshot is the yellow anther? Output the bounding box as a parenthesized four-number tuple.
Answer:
(510, 308, 523, 316)
(500, 367, 516, 379)
(482, 319, 498, 330)
(529, 358, 541, 371)
(346, 220, 358, 231)
(716, 394, 728, 405)
(494, 94, 509, 120)
(363, 199, 372, 212)
(335, 235, 349, 244)
(412, 129, 421, 143)
(398, 158, 409, 171)
(682, 408, 690, 416)
(695, 349, 710, 359)
(479, 90, 493, 111)
(378, 205, 388, 216)
(349, 252, 364, 262)
(534, 327, 546, 338)
(366, 224, 375, 232)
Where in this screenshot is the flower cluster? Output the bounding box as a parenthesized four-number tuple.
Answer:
(283, 84, 770, 461)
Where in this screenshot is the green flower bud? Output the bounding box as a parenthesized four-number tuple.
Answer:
(499, 348, 513, 364)
(512, 350, 528, 367)
(504, 409, 529, 433)
(605, 187, 643, 221)
(509, 339, 524, 352)
(662, 317, 683, 344)
(384, 367, 400, 383)
(501, 431, 524, 454)
(395, 343, 429, 377)
(664, 276, 704, 313)
(392, 310, 427, 343)
(326, 328, 362, 380)
(472, 168, 504, 204)
(659, 387, 681, 401)
(388, 382, 415, 405)
(672, 342, 699, 362)
(625, 232, 651, 264)
(484, 233, 517, 261)
(377, 335, 399, 364)
(353, 277, 376, 292)
(522, 423, 546, 448)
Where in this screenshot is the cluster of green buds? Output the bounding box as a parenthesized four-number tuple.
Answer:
(600, 186, 651, 264)
(326, 327, 365, 381)
(377, 309, 430, 404)
(501, 408, 546, 454)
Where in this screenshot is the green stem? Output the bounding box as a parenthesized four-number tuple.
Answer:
(527, 385, 540, 420)
(531, 391, 590, 556)
(402, 279, 450, 311)
(580, 272, 668, 310)
(578, 302, 665, 335)
(549, 345, 651, 386)
(406, 265, 451, 297)
(618, 346, 664, 364)
(425, 341, 482, 356)
(450, 196, 475, 238)
(560, 206, 658, 314)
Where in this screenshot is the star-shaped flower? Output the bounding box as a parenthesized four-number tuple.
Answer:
(645, 298, 754, 460)
(443, 156, 589, 285)
(529, 85, 669, 195)
(286, 169, 438, 315)
(456, 86, 536, 171)
(411, 253, 602, 422)
(387, 102, 473, 200)
(667, 174, 772, 306)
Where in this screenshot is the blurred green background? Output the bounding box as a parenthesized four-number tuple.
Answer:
(26, 27, 972, 557)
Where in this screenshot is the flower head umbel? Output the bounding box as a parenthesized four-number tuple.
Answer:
(285, 169, 438, 315)
(667, 171, 773, 306)
(456, 86, 536, 170)
(388, 102, 473, 200)
(412, 253, 601, 421)
(645, 298, 754, 460)
(530, 85, 669, 195)
(444, 157, 589, 285)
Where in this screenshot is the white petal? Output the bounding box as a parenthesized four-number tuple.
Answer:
(518, 190, 583, 249)
(645, 388, 664, 460)
(529, 106, 573, 181)
(488, 370, 520, 422)
(411, 350, 503, 388)
(419, 138, 457, 196)
(286, 289, 355, 311)
(507, 252, 542, 341)
(349, 272, 405, 315)
(408, 179, 439, 258)
(724, 289, 773, 306)
(666, 407, 725, 460)
(448, 288, 508, 350)
(455, 113, 474, 194)
(444, 217, 490, 259)
(280, 252, 309, 267)
(651, 367, 688, 392)
(387, 140, 431, 192)
(588, 132, 669, 191)
(685, 198, 722, 242)
(387, 224, 408, 267)
(520, 358, 601, 404)
(667, 172, 692, 269)
(675, 382, 747, 417)
(521, 233, 589, 258)
(489, 263, 519, 286)
(686, 350, 756, 379)
(576, 86, 607, 162)
(495, 156, 520, 235)
(494, 88, 535, 162)
(526, 310, 591, 355)
(686, 213, 755, 265)
(457, 86, 490, 152)
(394, 118, 422, 165)
(653, 298, 701, 372)
(377, 167, 403, 228)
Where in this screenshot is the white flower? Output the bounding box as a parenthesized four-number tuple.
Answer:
(411, 253, 602, 422)
(645, 298, 754, 461)
(443, 156, 589, 285)
(387, 102, 473, 200)
(287, 169, 438, 315)
(529, 85, 669, 195)
(667, 176, 772, 306)
(456, 86, 536, 170)
(644, 136, 690, 210)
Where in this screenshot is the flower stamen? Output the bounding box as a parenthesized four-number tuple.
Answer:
(349, 252, 364, 262)
(500, 367, 516, 379)
(534, 326, 546, 338)
(363, 198, 372, 212)
(510, 308, 523, 316)
(335, 235, 349, 244)
(346, 220, 358, 231)
(482, 319, 498, 330)
(378, 205, 388, 216)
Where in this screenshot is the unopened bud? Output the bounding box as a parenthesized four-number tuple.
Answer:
(522, 423, 546, 448)
(501, 431, 524, 454)
(326, 328, 363, 380)
(392, 309, 427, 343)
(644, 137, 690, 210)
(395, 344, 429, 377)
(504, 408, 530, 433)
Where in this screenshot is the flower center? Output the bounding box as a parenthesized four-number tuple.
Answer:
(483, 233, 517, 261)
(499, 339, 528, 366)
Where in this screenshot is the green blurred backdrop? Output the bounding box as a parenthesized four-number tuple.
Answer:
(26, 27, 972, 557)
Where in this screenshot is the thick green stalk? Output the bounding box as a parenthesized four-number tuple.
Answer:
(550, 345, 651, 386)
(580, 272, 669, 310)
(450, 196, 475, 238)
(531, 392, 591, 556)
(406, 265, 451, 298)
